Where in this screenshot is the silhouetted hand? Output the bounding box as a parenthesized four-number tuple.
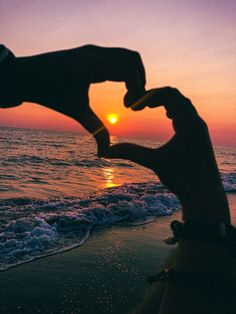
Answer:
(1, 45, 146, 156)
(104, 87, 230, 224)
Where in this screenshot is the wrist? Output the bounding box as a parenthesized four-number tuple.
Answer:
(169, 219, 235, 243)
(165, 219, 236, 272)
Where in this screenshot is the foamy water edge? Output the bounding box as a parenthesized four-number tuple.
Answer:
(0, 174, 235, 271)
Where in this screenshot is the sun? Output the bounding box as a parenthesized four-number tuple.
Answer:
(107, 114, 119, 125)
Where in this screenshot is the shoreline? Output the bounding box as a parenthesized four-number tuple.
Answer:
(0, 213, 179, 314)
(0, 194, 235, 314)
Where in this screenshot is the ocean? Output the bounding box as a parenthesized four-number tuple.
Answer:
(0, 126, 235, 271)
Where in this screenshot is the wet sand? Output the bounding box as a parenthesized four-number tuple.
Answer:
(0, 194, 235, 314)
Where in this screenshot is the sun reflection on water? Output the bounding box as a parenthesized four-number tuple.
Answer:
(102, 167, 120, 188)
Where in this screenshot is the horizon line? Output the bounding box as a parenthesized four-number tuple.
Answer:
(1, 124, 235, 148)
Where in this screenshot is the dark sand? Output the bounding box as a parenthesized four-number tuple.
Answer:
(0, 194, 235, 314)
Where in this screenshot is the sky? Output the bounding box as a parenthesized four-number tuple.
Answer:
(0, 0, 236, 145)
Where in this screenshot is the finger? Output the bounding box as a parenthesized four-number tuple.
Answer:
(127, 89, 160, 110)
(93, 46, 146, 88)
(82, 45, 146, 94)
(150, 87, 197, 115)
(129, 87, 198, 115)
(104, 143, 155, 169)
(75, 106, 110, 154)
(124, 88, 167, 111)
(128, 87, 208, 136)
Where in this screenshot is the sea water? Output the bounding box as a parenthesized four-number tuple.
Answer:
(0, 127, 235, 270)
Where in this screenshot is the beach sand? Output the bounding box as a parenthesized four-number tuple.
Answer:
(0, 194, 235, 314)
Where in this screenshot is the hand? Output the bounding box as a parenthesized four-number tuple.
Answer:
(8, 45, 146, 155)
(104, 87, 230, 224)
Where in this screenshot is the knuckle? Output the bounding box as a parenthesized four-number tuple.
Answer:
(133, 50, 141, 59)
(81, 44, 98, 52)
(171, 87, 180, 94)
(184, 97, 191, 103)
(199, 118, 208, 129)
(195, 116, 208, 131)
(129, 50, 142, 62)
(164, 86, 181, 96)
(164, 86, 174, 93)
(130, 49, 140, 56)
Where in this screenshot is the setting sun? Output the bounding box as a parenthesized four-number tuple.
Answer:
(107, 114, 119, 125)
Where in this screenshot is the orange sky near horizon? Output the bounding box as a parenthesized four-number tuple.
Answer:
(0, 0, 235, 146)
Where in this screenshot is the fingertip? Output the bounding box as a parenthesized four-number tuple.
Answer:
(124, 92, 131, 108)
(124, 90, 146, 110)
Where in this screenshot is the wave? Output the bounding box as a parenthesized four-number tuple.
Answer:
(0, 171, 235, 271)
(2, 155, 133, 168)
(221, 173, 236, 192)
(0, 182, 179, 271)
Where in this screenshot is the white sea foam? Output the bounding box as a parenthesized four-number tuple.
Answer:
(0, 182, 180, 270)
(1, 173, 235, 271)
(0, 128, 235, 271)
(221, 173, 236, 192)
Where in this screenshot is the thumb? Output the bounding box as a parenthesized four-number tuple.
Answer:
(104, 143, 155, 169)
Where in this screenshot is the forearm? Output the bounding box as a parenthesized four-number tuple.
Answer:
(159, 239, 236, 314)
